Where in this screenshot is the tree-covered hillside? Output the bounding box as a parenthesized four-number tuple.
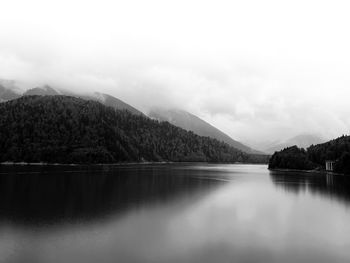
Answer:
(149, 108, 261, 154)
(308, 135, 350, 174)
(269, 135, 350, 174)
(0, 96, 267, 164)
(268, 146, 316, 170)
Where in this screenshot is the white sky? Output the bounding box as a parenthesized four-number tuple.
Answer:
(1, 0, 350, 145)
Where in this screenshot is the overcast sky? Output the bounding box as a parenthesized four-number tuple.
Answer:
(1, 0, 350, 145)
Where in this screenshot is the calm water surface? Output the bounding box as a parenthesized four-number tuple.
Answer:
(0, 164, 350, 263)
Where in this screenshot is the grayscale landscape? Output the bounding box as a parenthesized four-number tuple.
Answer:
(1, 0, 350, 263)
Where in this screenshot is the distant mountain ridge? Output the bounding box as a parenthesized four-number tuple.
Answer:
(264, 134, 326, 154)
(149, 108, 262, 154)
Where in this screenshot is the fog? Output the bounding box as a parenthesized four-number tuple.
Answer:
(1, 0, 350, 144)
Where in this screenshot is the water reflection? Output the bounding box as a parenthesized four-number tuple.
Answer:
(1, 164, 350, 263)
(270, 170, 350, 205)
(0, 164, 224, 226)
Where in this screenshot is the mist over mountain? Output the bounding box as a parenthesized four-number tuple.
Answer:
(1, 80, 260, 153)
(263, 134, 326, 154)
(0, 79, 332, 157)
(0, 80, 21, 102)
(87, 92, 144, 116)
(23, 85, 61, 96)
(1, 81, 145, 116)
(149, 108, 262, 154)
(2, 0, 350, 145)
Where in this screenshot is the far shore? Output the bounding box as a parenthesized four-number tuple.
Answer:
(0, 161, 267, 166)
(0, 161, 172, 166)
(269, 167, 346, 176)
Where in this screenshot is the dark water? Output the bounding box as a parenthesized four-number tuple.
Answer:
(0, 164, 350, 263)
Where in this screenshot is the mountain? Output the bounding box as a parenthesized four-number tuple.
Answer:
(21, 85, 144, 115)
(3, 82, 260, 152)
(87, 92, 144, 116)
(264, 134, 326, 154)
(23, 85, 61, 96)
(148, 108, 261, 154)
(0, 95, 267, 164)
(0, 80, 21, 102)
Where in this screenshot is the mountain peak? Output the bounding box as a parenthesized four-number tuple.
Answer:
(12, 84, 145, 116)
(24, 85, 61, 96)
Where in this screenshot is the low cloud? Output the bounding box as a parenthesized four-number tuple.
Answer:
(1, 0, 350, 145)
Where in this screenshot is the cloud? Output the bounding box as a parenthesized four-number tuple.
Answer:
(1, 0, 350, 145)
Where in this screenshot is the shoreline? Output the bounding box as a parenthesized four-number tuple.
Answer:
(0, 161, 172, 166)
(0, 161, 268, 166)
(269, 168, 346, 176)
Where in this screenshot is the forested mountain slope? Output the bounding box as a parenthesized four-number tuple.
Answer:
(149, 108, 262, 154)
(0, 96, 267, 164)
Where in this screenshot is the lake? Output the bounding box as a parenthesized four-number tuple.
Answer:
(0, 163, 350, 263)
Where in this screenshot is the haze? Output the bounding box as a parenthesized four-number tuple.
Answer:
(1, 0, 350, 146)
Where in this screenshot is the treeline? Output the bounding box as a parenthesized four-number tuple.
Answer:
(308, 135, 350, 174)
(0, 96, 268, 164)
(268, 146, 316, 170)
(268, 135, 350, 174)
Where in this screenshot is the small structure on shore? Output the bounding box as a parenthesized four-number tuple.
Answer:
(325, 160, 335, 171)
